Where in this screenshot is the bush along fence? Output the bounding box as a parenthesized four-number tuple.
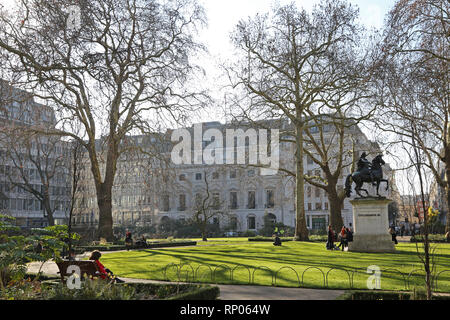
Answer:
(160, 262, 450, 292)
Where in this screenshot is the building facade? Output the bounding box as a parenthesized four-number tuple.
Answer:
(0, 80, 71, 227)
(72, 119, 396, 235)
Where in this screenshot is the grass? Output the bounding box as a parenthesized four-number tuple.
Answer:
(98, 240, 450, 292)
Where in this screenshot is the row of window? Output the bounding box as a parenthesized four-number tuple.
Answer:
(0, 198, 69, 211)
(0, 182, 70, 196)
(161, 189, 275, 212)
(306, 202, 329, 211)
(178, 168, 258, 182)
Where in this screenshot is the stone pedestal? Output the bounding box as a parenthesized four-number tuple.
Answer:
(347, 198, 395, 253)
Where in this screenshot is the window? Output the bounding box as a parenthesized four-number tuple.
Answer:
(179, 194, 186, 211)
(179, 174, 186, 181)
(324, 202, 329, 210)
(315, 202, 322, 210)
(230, 169, 236, 179)
(312, 216, 326, 230)
(266, 189, 274, 208)
(212, 171, 219, 179)
(229, 216, 238, 229)
(195, 173, 202, 180)
(307, 156, 313, 165)
(315, 187, 321, 198)
(230, 191, 238, 209)
(212, 193, 220, 210)
(248, 191, 255, 209)
(307, 186, 312, 197)
(307, 203, 312, 211)
(162, 195, 170, 211)
(247, 216, 256, 230)
(247, 169, 255, 177)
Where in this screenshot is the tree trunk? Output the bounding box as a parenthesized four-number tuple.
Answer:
(294, 123, 309, 241)
(43, 198, 55, 226)
(445, 161, 450, 234)
(328, 187, 344, 232)
(97, 183, 114, 241)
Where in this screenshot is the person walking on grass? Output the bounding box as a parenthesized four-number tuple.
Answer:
(336, 226, 348, 251)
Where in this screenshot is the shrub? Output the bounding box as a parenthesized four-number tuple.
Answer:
(411, 234, 448, 243)
(42, 278, 136, 300)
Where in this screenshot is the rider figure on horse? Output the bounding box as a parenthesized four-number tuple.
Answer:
(357, 152, 376, 186)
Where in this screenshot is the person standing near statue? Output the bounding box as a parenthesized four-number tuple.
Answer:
(389, 225, 398, 244)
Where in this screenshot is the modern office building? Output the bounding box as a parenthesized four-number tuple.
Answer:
(0, 80, 71, 227)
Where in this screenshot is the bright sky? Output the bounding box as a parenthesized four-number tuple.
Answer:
(193, 0, 396, 121)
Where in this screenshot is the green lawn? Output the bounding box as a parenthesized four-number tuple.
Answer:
(99, 240, 450, 292)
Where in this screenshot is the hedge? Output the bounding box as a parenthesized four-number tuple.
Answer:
(336, 290, 450, 300)
(248, 235, 327, 242)
(36, 280, 220, 300)
(410, 235, 449, 243)
(76, 241, 197, 252)
(117, 282, 220, 300)
(248, 237, 293, 242)
(167, 285, 220, 300)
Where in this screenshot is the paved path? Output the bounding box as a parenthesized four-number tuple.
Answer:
(26, 260, 344, 300)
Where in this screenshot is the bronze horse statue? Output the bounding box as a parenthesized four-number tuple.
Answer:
(344, 154, 389, 198)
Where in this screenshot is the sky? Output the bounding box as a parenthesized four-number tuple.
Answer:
(191, 0, 397, 122)
(0, 0, 396, 122)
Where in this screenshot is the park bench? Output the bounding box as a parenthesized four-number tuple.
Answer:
(56, 260, 103, 282)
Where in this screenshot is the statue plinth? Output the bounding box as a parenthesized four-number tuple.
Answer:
(347, 197, 395, 253)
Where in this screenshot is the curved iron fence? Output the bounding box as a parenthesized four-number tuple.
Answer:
(157, 262, 450, 292)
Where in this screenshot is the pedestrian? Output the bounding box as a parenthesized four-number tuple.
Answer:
(389, 225, 398, 244)
(336, 226, 348, 251)
(326, 225, 334, 250)
(410, 224, 415, 237)
(125, 230, 133, 251)
(346, 227, 353, 242)
(400, 225, 405, 237)
(273, 233, 282, 246)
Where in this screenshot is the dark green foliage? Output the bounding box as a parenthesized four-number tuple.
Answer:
(411, 234, 449, 243)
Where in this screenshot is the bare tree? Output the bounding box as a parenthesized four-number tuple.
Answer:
(0, 0, 207, 240)
(0, 126, 71, 227)
(190, 169, 228, 241)
(376, 0, 450, 234)
(225, 0, 373, 239)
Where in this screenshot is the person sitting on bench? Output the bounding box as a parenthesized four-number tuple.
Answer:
(273, 234, 282, 246)
(89, 250, 125, 283)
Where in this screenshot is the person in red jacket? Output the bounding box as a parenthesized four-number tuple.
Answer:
(336, 226, 348, 251)
(89, 250, 124, 283)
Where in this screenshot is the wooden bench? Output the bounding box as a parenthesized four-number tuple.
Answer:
(56, 260, 102, 282)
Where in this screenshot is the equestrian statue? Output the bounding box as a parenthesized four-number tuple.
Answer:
(344, 152, 389, 198)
